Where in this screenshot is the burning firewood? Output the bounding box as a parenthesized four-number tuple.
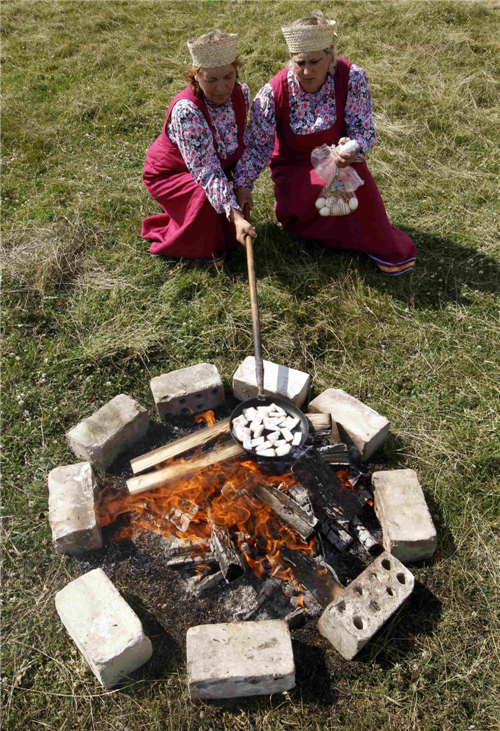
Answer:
(165, 498, 199, 533)
(279, 546, 343, 607)
(207, 511, 246, 583)
(252, 483, 318, 542)
(351, 515, 381, 554)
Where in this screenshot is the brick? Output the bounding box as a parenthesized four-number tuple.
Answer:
(67, 394, 149, 470)
(150, 363, 224, 419)
(48, 462, 102, 555)
(308, 389, 389, 460)
(233, 357, 311, 408)
(187, 620, 295, 699)
(317, 552, 414, 659)
(372, 469, 437, 563)
(55, 568, 152, 688)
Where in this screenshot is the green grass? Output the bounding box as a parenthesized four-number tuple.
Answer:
(2, 1, 500, 729)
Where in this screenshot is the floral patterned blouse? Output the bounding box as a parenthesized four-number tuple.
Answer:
(233, 66, 376, 190)
(167, 83, 250, 218)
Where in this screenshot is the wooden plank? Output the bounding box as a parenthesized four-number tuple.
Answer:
(130, 418, 231, 474)
(253, 483, 318, 541)
(130, 412, 330, 475)
(126, 441, 243, 495)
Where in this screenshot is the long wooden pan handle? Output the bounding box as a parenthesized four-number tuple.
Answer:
(243, 203, 264, 400)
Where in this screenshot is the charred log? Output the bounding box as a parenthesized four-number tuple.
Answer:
(279, 546, 343, 607)
(252, 483, 318, 541)
(208, 511, 246, 583)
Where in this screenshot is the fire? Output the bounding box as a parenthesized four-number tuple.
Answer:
(95, 451, 315, 587)
(194, 410, 216, 427)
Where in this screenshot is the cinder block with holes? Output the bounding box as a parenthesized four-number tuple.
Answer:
(67, 394, 149, 470)
(55, 568, 153, 688)
(317, 552, 414, 660)
(186, 620, 295, 699)
(372, 469, 437, 563)
(150, 363, 224, 419)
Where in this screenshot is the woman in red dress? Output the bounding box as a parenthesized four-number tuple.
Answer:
(142, 30, 255, 267)
(234, 11, 416, 275)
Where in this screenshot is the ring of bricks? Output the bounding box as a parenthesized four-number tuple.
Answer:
(49, 358, 436, 696)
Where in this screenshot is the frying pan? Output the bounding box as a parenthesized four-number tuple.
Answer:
(229, 205, 309, 460)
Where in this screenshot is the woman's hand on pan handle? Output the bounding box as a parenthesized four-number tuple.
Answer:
(336, 137, 357, 169)
(235, 186, 254, 212)
(231, 208, 257, 247)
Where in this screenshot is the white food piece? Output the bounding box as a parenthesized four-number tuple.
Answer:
(255, 441, 272, 451)
(250, 419, 263, 433)
(275, 444, 292, 457)
(257, 448, 276, 457)
(349, 197, 358, 211)
(251, 436, 265, 447)
(281, 428, 294, 442)
(319, 207, 330, 217)
(267, 431, 281, 444)
(284, 416, 300, 431)
(292, 432, 302, 446)
(233, 426, 245, 442)
(263, 418, 281, 431)
(274, 439, 287, 446)
(243, 434, 252, 450)
(315, 198, 326, 209)
(337, 139, 359, 155)
(257, 406, 271, 416)
(269, 403, 287, 415)
(233, 414, 248, 427)
(243, 407, 259, 421)
(253, 423, 264, 439)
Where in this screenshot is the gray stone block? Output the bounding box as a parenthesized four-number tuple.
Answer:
(308, 389, 389, 460)
(150, 363, 224, 418)
(48, 462, 102, 555)
(233, 357, 311, 408)
(55, 568, 152, 689)
(187, 620, 295, 699)
(67, 394, 149, 470)
(373, 469, 437, 563)
(317, 552, 414, 660)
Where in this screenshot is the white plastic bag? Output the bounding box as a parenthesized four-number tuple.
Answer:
(311, 139, 364, 216)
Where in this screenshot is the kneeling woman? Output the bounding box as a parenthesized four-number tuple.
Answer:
(234, 11, 416, 275)
(142, 31, 255, 266)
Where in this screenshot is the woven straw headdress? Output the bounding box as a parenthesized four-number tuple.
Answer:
(187, 32, 238, 68)
(281, 15, 337, 54)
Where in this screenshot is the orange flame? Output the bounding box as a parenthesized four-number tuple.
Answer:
(95, 452, 315, 587)
(194, 410, 216, 427)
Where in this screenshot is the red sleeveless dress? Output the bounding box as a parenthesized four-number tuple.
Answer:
(269, 61, 416, 274)
(141, 84, 246, 260)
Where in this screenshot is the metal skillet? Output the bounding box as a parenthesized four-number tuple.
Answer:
(229, 206, 309, 461)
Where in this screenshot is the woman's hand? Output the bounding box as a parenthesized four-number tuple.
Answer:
(336, 137, 357, 169)
(235, 186, 254, 212)
(231, 208, 256, 247)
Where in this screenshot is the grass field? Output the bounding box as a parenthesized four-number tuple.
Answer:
(2, 1, 500, 729)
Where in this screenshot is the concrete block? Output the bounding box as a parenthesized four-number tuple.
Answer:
(55, 568, 152, 688)
(233, 357, 311, 408)
(67, 394, 149, 470)
(150, 363, 224, 418)
(187, 620, 295, 699)
(373, 469, 437, 563)
(317, 552, 414, 660)
(48, 462, 102, 555)
(308, 389, 389, 460)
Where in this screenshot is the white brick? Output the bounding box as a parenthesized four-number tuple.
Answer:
(67, 394, 149, 470)
(233, 357, 311, 408)
(48, 462, 102, 555)
(317, 552, 414, 659)
(373, 469, 437, 563)
(150, 363, 224, 418)
(55, 568, 152, 688)
(187, 620, 295, 699)
(308, 389, 389, 460)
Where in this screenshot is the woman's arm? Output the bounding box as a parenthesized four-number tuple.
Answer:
(233, 83, 276, 192)
(167, 100, 240, 219)
(344, 63, 377, 163)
